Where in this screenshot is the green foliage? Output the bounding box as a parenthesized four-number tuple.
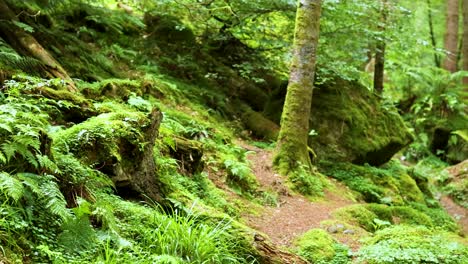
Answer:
(103, 196, 258, 263)
(357, 225, 468, 264)
(288, 164, 325, 197)
(0, 38, 44, 75)
(334, 203, 458, 233)
(293, 229, 351, 264)
(223, 156, 258, 194)
(320, 160, 425, 205)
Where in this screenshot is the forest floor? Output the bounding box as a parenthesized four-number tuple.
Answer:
(439, 160, 468, 236)
(239, 142, 363, 251)
(440, 196, 468, 235)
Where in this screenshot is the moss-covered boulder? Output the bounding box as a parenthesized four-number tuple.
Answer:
(320, 161, 427, 205)
(52, 107, 163, 201)
(293, 229, 351, 263)
(309, 78, 414, 166)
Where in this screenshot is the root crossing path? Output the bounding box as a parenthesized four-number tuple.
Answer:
(240, 142, 356, 247)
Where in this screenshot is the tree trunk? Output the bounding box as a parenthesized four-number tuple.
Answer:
(463, 0, 468, 85)
(443, 0, 460, 72)
(427, 0, 441, 67)
(274, 0, 322, 174)
(0, 0, 76, 91)
(374, 0, 388, 94)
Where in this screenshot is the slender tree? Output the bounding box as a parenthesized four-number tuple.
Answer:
(374, 0, 388, 94)
(463, 0, 468, 85)
(274, 0, 322, 174)
(443, 0, 459, 72)
(427, 0, 441, 67)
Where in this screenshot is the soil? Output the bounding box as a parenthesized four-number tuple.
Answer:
(440, 195, 468, 236)
(440, 160, 468, 236)
(239, 141, 360, 250)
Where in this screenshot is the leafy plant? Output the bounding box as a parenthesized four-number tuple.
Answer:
(357, 225, 468, 264)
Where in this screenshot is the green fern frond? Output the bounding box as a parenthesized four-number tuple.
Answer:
(40, 177, 72, 219)
(0, 172, 24, 202)
(36, 155, 60, 173)
(16, 172, 42, 197)
(0, 151, 6, 164)
(0, 123, 13, 133)
(1, 141, 18, 162)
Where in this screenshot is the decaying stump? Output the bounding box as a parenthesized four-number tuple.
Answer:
(53, 108, 164, 202)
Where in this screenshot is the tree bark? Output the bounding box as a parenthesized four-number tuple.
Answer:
(427, 0, 441, 67)
(374, 0, 388, 94)
(443, 0, 460, 72)
(274, 0, 322, 174)
(0, 0, 76, 91)
(463, 0, 468, 85)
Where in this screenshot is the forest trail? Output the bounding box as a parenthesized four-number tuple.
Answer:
(440, 195, 468, 235)
(442, 160, 468, 236)
(239, 142, 358, 249)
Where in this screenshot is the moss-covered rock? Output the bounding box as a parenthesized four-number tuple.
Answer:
(320, 161, 426, 205)
(52, 107, 163, 201)
(309, 78, 414, 166)
(333, 203, 458, 232)
(293, 229, 351, 263)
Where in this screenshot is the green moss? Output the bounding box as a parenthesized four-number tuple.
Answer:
(334, 203, 448, 232)
(80, 79, 142, 100)
(408, 202, 459, 232)
(52, 109, 148, 165)
(320, 160, 426, 205)
(309, 78, 414, 166)
(390, 206, 433, 227)
(240, 104, 279, 140)
(293, 229, 351, 264)
(357, 225, 468, 264)
(288, 166, 326, 197)
(38, 87, 91, 106)
(333, 205, 379, 231)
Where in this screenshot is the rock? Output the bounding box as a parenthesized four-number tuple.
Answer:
(343, 229, 355, 235)
(326, 226, 338, 234)
(309, 78, 414, 166)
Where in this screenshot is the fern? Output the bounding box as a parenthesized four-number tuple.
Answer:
(0, 38, 45, 75)
(0, 172, 24, 202)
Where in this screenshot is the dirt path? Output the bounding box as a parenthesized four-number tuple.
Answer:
(440, 195, 468, 236)
(239, 142, 356, 247)
(441, 160, 468, 236)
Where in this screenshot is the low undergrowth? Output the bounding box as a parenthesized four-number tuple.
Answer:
(357, 225, 468, 264)
(0, 74, 263, 263)
(293, 229, 351, 264)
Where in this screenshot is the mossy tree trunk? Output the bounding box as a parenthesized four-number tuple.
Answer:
(0, 0, 76, 91)
(374, 0, 388, 94)
(274, 0, 322, 174)
(443, 0, 459, 73)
